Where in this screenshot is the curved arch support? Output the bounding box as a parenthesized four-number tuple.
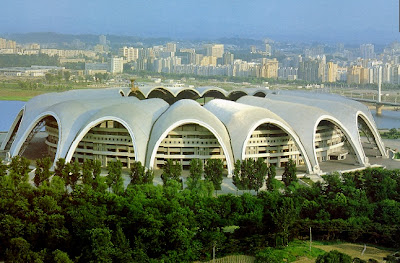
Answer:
(313, 116, 365, 170)
(1, 108, 25, 151)
(65, 117, 138, 165)
(241, 118, 313, 174)
(10, 111, 62, 163)
(357, 111, 387, 158)
(228, 90, 248, 101)
(148, 119, 234, 176)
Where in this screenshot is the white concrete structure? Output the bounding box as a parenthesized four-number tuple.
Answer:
(1, 86, 387, 176)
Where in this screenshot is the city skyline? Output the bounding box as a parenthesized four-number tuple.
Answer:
(0, 0, 399, 44)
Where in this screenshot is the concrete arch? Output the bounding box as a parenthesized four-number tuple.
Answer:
(228, 90, 248, 101)
(253, 92, 267, 98)
(201, 90, 227, 99)
(1, 107, 25, 151)
(148, 119, 234, 176)
(65, 116, 138, 164)
(242, 118, 313, 173)
(176, 89, 201, 100)
(313, 115, 364, 170)
(127, 89, 146, 99)
(357, 111, 387, 158)
(147, 87, 175, 103)
(10, 111, 62, 163)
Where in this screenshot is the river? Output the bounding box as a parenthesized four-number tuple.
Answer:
(1, 100, 400, 131)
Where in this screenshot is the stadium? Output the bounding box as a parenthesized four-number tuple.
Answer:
(0, 84, 387, 176)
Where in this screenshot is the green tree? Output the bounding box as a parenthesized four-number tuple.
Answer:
(316, 250, 352, 263)
(129, 161, 145, 185)
(54, 158, 66, 178)
(88, 228, 115, 263)
(271, 197, 298, 246)
(69, 160, 81, 189)
(34, 157, 52, 187)
(250, 158, 267, 193)
(143, 168, 154, 185)
(91, 160, 104, 191)
(161, 159, 182, 187)
(232, 159, 248, 191)
(106, 160, 124, 194)
(5, 237, 43, 263)
(186, 158, 203, 190)
(266, 164, 277, 191)
(204, 159, 224, 194)
(82, 159, 94, 185)
(9, 156, 31, 187)
(63, 71, 71, 82)
(0, 158, 8, 178)
(53, 249, 73, 263)
(282, 159, 297, 187)
(112, 225, 133, 262)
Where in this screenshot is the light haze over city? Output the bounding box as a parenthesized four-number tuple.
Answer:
(1, 0, 399, 43)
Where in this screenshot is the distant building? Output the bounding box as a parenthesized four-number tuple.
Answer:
(119, 46, 139, 62)
(223, 52, 234, 65)
(261, 58, 278, 79)
(327, 62, 338, 82)
(205, 44, 224, 58)
(347, 65, 369, 84)
(265, 43, 272, 56)
(165, 42, 177, 53)
(85, 62, 109, 75)
(110, 57, 124, 74)
(360, 44, 375, 60)
(200, 56, 217, 66)
(99, 35, 107, 46)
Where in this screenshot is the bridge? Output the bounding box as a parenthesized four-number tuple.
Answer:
(350, 97, 400, 115)
(330, 78, 400, 115)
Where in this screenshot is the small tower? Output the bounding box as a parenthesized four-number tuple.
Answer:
(130, 78, 138, 93)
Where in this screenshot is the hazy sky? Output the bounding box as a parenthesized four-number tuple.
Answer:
(1, 0, 399, 43)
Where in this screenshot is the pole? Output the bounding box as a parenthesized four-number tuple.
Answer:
(310, 227, 312, 253)
(213, 242, 216, 263)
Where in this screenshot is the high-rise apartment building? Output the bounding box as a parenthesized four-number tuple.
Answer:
(265, 44, 272, 56)
(110, 57, 124, 74)
(360, 44, 375, 60)
(223, 52, 234, 65)
(327, 62, 338, 82)
(261, 58, 278, 79)
(165, 42, 177, 53)
(205, 44, 224, 58)
(200, 56, 217, 66)
(298, 57, 325, 82)
(347, 65, 369, 84)
(119, 46, 139, 62)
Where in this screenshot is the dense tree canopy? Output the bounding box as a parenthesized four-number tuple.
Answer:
(0, 156, 399, 262)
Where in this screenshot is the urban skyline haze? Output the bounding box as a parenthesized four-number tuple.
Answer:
(1, 0, 399, 44)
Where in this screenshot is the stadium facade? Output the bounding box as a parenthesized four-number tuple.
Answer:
(1, 85, 387, 176)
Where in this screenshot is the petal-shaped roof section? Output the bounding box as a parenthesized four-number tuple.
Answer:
(264, 90, 386, 159)
(146, 99, 234, 175)
(204, 99, 312, 173)
(237, 95, 364, 173)
(65, 98, 169, 164)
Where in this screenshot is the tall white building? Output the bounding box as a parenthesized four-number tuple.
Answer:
(119, 47, 139, 62)
(110, 57, 124, 74)
(265, 44, 272, 56)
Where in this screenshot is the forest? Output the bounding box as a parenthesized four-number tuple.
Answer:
(0, 156, 399, 262)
